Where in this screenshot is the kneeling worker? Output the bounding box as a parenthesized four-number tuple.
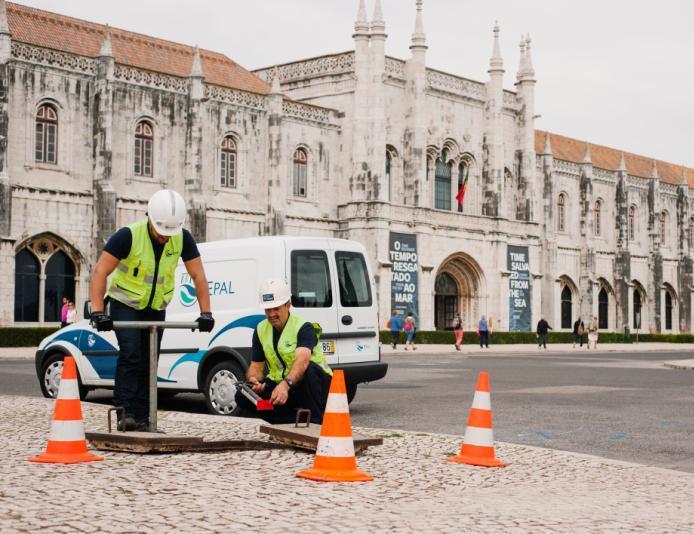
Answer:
(236, 278, 333, 424)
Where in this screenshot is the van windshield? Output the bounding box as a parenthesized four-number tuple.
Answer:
(291, 250, 332, 308)
(335, 251, 372, 307)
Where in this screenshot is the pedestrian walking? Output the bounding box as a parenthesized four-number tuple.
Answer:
(66, 300, 78, 324)
(478, 315, 490, 348)
(404, 312, 417, 351)
(573, 317, 585, 348)
(453, 314, 463, 351)
(89, 189, 215, 432)
(587, 316, 599, 350)
(60, 296, 69, 328)
(536, 316, 552, 349)
(387, 310, 403, 349)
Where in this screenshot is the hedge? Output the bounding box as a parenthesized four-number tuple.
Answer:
(0, 327, 59, 347)
(379, 330, 694, 345)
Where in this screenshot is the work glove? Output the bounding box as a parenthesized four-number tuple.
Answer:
(196, 312, 215, 333)
(90, 312, 113, 332)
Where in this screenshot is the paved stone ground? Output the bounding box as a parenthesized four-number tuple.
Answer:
(4, 342, 694, 360)
(2, 395, 694, 532)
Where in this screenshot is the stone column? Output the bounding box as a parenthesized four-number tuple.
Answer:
(185, 47, 207, 242)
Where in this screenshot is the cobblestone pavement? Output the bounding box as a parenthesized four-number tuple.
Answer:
(4, 342, 694, 360)
(2, 395, 694, 532)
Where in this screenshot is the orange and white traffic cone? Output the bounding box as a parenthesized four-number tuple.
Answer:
(29, 356, 103, 464)
(448, 371, 507, 467)
(296, 370, 373, 482)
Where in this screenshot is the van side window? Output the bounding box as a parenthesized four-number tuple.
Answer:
(335, 251, 372, 307)
(291, 250, 332, 308)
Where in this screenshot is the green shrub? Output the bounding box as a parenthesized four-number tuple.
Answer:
(0, 327, 59, 347)
(379, 330, 694, 344)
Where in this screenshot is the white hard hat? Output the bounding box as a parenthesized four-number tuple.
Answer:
(147, 189, 186, 236)
(259, 278, 292, 309)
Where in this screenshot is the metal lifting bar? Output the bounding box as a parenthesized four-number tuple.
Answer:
(112, 321, 199, 432)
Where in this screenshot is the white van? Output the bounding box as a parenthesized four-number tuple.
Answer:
(35, 236, 387, 415)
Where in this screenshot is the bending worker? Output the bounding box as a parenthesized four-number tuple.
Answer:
(236, 278, 333, 424)
(89, 189, 214, 431)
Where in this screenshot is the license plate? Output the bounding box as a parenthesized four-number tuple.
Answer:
(321, 340, 335, 354)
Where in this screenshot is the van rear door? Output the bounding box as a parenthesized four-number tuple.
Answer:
(287, 245, 339, 368)
(331, 244, 379, 365)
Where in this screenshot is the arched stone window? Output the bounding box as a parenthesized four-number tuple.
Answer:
(44, 251, 76, 322)
(633, 288, 643, 329)
(659, 211, 667, 246)
(13, 238, 77, 323)
(594, 199, 602, 236)
(434, 151, 452, 210)
(434, 272, 458, 329)
(557, 193, 567, 232)
(292, 147, 308, 197)
(220, 135, 237, 188)
(665, 289, 674, 331)
(561, 285, 572, 329)
(134, 120, 154, 177)
(598, 287, 609, 329)
(14, 249, 40, 322)
(628, 205, 636, 241)
(35, 103, 58, 164)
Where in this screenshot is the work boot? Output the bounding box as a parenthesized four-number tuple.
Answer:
(117, 416, 137, 432)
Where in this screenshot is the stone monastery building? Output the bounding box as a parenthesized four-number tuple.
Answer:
(1, 0, 693, 333)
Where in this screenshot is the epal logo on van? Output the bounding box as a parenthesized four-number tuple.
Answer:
(178, 274, 235, 307)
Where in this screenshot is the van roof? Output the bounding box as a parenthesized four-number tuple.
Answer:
(197, 235, 362, 251)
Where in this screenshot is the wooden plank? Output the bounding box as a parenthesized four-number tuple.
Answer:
(258, 424, 383, 452)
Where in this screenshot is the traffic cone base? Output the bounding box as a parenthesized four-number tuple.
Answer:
(29, 356, 103, 464)
(296, 370, 373, 482)
(448, 445, 507, 467)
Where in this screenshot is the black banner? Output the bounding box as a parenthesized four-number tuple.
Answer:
(508, 245, 531, 331)
(389, 232, 418, 322)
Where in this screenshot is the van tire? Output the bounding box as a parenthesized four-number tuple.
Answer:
(346, 384, 357, 404)
(40, 352, 89, 400)
(204, 360, 244, 416)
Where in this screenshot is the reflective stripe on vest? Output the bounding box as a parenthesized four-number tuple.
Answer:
(257, 313, 332, 383)
(106, 219, 183, 311)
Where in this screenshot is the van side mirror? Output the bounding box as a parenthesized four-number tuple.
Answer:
(83, 300, 92, 320)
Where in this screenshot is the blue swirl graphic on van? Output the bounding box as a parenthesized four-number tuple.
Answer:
(179, 284, 197, 307)
(208, 314, 265, 346)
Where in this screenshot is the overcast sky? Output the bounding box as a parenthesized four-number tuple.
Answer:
(17, 0, 694, 167)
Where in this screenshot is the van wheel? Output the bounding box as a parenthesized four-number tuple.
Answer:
(40, 353, 88, 400)
(204, 361, 244, 416)
(346, 384, 357, 404)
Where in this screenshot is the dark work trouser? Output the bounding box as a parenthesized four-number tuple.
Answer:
(479, 330, 489, 347)
(538, 333, 548, 348)
(390, 330, 400, 348)
(235, 361, 332, 424)
(111, 299, 165, 422)
(574, 333, 584, 347)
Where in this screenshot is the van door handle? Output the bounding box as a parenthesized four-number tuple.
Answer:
(341, 315, 353, 325)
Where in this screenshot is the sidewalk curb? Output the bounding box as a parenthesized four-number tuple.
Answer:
(663, 360, 694, 370)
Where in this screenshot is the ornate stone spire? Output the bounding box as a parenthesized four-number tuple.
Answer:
(681, 165, 688, 186)
(582, 143, 592, 164)
(371, 0, 386, 37)
(354, 0, 369, 36)
(651, 159, 659, 179)
(270, 66, 281, 94)
(523, 34, 535, 78)
(99, 26, 113, 57)
(488, 21, 503, 74)
(410, 0, 427, 51)
(516, 37, 526, 81)
(542, 132, 552, 155)
(189, 46, 203, 78)
(0, 0, 9, 36)
(618, 152, 627, 172)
